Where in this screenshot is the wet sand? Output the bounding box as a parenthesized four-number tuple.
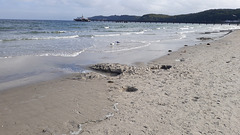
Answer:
(1, 30, 240, 134)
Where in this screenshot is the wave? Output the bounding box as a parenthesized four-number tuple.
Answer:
(103, 43, 151, 53)
(180, 30, 195, 34)
(78, 35, 94, 38)
(27, 31, 47, 34)
(93, 30, 147, 37)
(0, 48, 87, 59)
(0, 27, 15, 31)
(39, 50, 85, 57)
(178, 31, 194, 39)
(38, 50, 84, 57)
(44, 35, 79, 40)
(150, 40, 161, 43)
(94, 34, 121, 37)
(51, 31, 66, 34)
(180, 26, 194, 30)
(38, 45, 95, 57)
(179, 34, 187, 39)
(1, 35, 79, 42)
(22, 31, 67, 34)
(134, 30, 147, 34)
(0, 56, 12, 59)
(121, 32, 132, 35)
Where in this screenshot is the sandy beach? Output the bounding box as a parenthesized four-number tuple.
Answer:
(1, 30, 240, 135)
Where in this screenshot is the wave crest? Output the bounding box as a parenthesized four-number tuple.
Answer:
(1, 35, 79, 42)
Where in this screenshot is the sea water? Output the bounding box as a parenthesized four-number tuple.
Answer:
(0, 19, 239, 90)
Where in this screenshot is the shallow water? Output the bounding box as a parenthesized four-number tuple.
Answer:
(0, 19, 239, 90)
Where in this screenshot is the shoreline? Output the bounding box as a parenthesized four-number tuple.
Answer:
(0, 23, 237, 91)
(1, 30, 240, 134)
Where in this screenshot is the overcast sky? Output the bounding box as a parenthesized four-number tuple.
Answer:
(0, 0, 240, 20)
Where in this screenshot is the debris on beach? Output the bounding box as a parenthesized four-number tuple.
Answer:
(105, 113, 114, 119)
(90, 63, 137, 76)
(107, 80, 114, 83)
(70, 124, 82, 135)
(90, 63, 128, 75)
(192, 97, 200, 102)
(176, 58, 185, 62)
(124, 86, 138, 92)
(160, 65, 172, 70)
(70, 72, 101, 80)
(114, 103, 119, 111)
(42, 129, 47, 133)
(181, 50, 187, 53)
(150, 65, 162, 70)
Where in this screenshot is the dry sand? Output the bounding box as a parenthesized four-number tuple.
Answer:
(1, 30, 240, 135)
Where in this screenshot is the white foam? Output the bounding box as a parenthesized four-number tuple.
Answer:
(94, 34, 121, 37)
(39, 48, 87, 57)
(2, 35, 79, 42)
(42, 35, 79, 40)
(180, 34, 187, 39)
(121, 32, 131, 35)
(134, 30, 147, 35)
(180, 26, 194, 30)
(150, 40, 161, 43)
(56, 31, 66, 33)
(0, 56, 13, 59)
(104, 43, 151, 53)
(180, 31, 195, 34)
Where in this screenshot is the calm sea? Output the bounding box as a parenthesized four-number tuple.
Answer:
(0, 19, 239, 90)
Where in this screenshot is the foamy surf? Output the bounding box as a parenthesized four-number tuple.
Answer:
(94, 34, 121, 37)
(103, 43, 151, 53)
(39, 49, 86, 57)
(1, 35, 79, 42)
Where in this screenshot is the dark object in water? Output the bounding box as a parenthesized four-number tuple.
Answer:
(168, 50, 172, 52)
(161, 65, 172, 70)
(207, 43, 211, 45)
(125, 86, 138, 92)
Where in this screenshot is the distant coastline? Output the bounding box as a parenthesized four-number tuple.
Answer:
(89, 8, 240, 24)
